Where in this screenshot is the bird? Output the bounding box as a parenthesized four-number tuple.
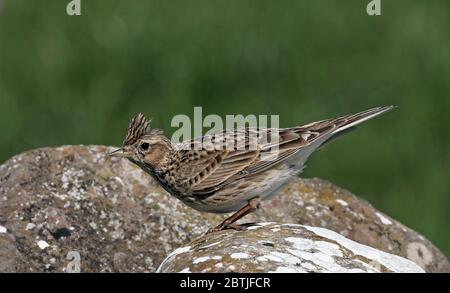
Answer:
(109, 106, 395, 233)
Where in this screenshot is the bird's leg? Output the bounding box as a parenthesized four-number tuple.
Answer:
(207, 197, 261, 234)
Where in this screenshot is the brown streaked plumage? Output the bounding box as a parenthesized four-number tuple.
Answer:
(109, 106, 395, 233)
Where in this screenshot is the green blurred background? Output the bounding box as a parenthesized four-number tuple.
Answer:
(0, 1, 449, 256)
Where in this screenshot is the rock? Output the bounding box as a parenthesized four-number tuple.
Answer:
(0, 145, 227, 272)
(156, 223, 425, 273)
(0, 232, 25, 272)
(0, 145, 448, 272)
(253, 178, 450, 272)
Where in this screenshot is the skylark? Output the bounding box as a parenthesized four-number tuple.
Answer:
(109, 106, 395, 232)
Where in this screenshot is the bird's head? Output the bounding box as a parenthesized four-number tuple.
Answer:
(108, 113, 172, 170)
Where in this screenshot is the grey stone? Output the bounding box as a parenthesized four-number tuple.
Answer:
(156, 223, 425, 273)
(0, 145, 448, 272)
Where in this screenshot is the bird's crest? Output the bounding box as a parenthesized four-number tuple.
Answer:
(123, 113, 164, 146)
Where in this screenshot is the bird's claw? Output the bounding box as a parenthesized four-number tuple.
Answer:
(206, 223, 247, 234)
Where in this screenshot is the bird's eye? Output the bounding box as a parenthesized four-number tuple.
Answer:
(140, 142, 150, 151)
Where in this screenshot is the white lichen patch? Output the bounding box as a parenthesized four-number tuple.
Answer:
(61, 168, 87, 198)
(335, 199, 349, 207)
(257, 222, 275, 226)
(375, 212, 392, 225)
(178, 267, 190, 273)
(199, 241, 221, 249)
(270, 266, 305, 273)
(201, 267, 211, 273)
(193, 256, 211, 264)
(0, 225, 7, 233)
(301, 262, 318, 271)
(230, 253, 249, 259)
(286, 237, 343, 260)
(406, 242, 433, 268)
(247, 222, 276, 230)
(304, 225, 424, 273)
(270, 251, 302, 265)
(25, 223, 35, 230)
(257, 254, 284, 263)
(36, 240, 50, 250)
(156, 246, 191, 272)
(144, 192, 160, 205)
(247, 225, 263, 230)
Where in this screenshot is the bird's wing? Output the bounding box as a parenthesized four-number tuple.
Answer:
(173, 127, 312, 194)
(174, 106, 394, 195)
(173, 128, 259, 193)
(243, 105, 395, 174)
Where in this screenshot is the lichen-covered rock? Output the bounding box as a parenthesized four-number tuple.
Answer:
(0, 145, 448, 272)
(156, 223, 425, 273)
(0, 145, 226, 272)
(254, 178, 450, 272)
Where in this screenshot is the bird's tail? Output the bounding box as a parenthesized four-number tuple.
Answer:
(316, 105, 396, 147)
(285, 105, 396, 169)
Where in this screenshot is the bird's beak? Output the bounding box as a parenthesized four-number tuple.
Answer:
(108, 148, 130, 158)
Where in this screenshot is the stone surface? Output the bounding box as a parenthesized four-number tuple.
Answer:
(0, 145, 225, 272)
(0, 145, 448, 272)
(156, 223, 425, 273)
(254, 178, 450, 272)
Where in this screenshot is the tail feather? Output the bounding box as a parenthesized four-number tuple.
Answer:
(319, 105, 396, 147)
(286, 105, 396, 168)
(332, 105, 396, 135)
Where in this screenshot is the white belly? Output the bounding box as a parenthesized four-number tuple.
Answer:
(185, 163, 300, 213)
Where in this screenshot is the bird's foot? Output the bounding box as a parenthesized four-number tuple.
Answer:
(206, 223, 247, 234)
